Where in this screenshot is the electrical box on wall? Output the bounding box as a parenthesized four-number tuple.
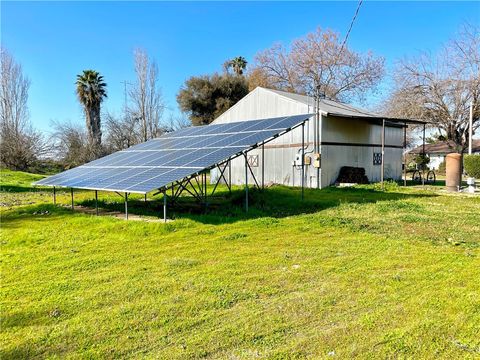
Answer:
(294, 154, 312, 166)
(313, 153, 321, 168)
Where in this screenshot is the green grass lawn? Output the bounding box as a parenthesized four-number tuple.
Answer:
(1, 169, 479, 359)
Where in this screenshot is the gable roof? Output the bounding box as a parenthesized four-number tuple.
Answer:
(262, 87, 425, 125)
(410, 140, 480, 155)
(266, 88, 376, 118)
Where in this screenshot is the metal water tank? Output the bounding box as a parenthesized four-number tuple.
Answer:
(446, 153, 462, 192)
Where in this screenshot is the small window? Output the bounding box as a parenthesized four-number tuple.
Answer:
(247, 154, 259, 167)
(373, 152, 382, 166)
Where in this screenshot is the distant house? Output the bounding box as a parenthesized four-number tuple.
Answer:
(410, 140, 480, 170)
(211, 87, 420, 188)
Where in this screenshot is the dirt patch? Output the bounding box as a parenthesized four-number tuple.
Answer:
(62, 205, 170, 222)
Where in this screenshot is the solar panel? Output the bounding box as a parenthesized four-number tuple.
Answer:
(35, 114, 312, 194)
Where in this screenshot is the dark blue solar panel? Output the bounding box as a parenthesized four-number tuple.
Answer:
(35, 114, 312, 193)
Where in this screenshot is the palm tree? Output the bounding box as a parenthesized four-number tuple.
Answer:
(228, 56, 247, 76)
(76, 70, 107, 152)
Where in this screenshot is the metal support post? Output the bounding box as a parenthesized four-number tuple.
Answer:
(53, 186, 56, 205)
(95, 190, 99, 216)
(469, 102, 473, 155)
(228, 160, 232, 195)
(403, 122, 407, 186)
(301, 122, 305, 200)
(422, 123, 426, 187)
(144, 193, 147, 202)
(204, 172, 207, 205)
(124, 192, 128, 220)
(245, 153, 248, 212)
(71, 188, 74, 210)
(317, 106, 321, 189)
(262, 143, 265, 189)
(381, 119, 385, 190)
(163, 190, 167, 222)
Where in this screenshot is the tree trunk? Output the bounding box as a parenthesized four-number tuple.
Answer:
(85, 106, 102, 156)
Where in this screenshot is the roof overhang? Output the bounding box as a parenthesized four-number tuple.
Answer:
(325, 112, 427, 126)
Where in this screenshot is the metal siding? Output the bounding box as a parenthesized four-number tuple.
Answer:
(320, 116, 403, 187)
(211, 90, 403, 189)
(211, 87, 317, 187)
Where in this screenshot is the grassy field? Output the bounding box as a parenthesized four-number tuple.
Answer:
(1, 169, 479, 359)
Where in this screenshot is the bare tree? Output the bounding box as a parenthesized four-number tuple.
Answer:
(165, 113, 190, 132)
(51, 121, 91, 168)
(0, 47, 48, 170)
(129, 49, 165, 142)
(103, 111, 142, 151)
(248, 27, 385, 102)
(385, 23, 480, 151)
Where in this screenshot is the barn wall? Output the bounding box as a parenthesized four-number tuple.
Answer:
(320, 116, 404, 187)
(213, 87, 312, 124)
(211, 88, 405, 189)
(212, 87, 320, 188)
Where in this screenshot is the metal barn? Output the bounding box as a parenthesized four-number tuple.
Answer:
(211, 87, 413, 188)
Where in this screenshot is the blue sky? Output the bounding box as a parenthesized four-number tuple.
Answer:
(2, 1, 479, 133)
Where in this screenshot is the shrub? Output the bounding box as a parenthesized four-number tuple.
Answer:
(437, 159, 446, 176)
(464, 154, 480, 178)
(413, 154, 430, 170)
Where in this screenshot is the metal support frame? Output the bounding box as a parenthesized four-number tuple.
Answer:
(403, 122, 407, 187)
(381, 119, 385, 190)
(144, 193, 147, 202)
(243, 152, 260, 189)
(71, 188, 74, 210)
(301, 123, 305, 200)
(211, 162, 231, 196)
(95, 190, 99, 216)
(124, 192, 128, 220)
(53, 186, 56, 205)
(184, 177, 203, 201)
(84, 118, 311, 219)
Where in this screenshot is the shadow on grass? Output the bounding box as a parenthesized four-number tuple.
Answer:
(1, 184, 438, 226)
(0, 184, 48, 193)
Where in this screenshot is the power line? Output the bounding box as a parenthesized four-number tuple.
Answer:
(339, 0, 363, 56)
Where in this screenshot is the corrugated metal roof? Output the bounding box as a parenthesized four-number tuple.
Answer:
(266, 88, 378, 117)
(264, 87, 425, 124)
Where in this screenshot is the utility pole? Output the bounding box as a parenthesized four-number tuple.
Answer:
(120, 81, 132, 119)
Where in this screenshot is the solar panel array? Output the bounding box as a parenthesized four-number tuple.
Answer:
(35, 114, 311, 194)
